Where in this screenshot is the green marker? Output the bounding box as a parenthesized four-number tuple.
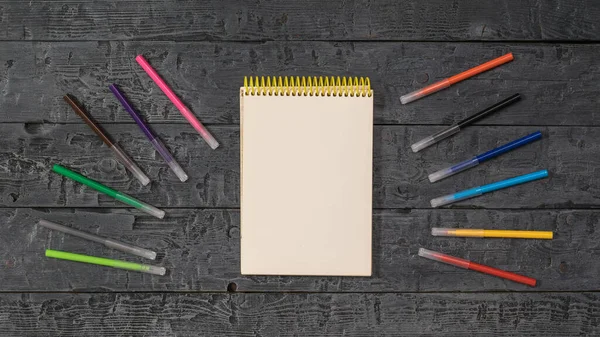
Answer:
(46, 249, 166, 275)
(52, 164, 165, 219)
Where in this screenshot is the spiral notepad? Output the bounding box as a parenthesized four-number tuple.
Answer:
(240, 76, 373, 276)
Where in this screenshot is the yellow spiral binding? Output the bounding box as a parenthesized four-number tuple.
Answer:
(243, 76, 372, 97)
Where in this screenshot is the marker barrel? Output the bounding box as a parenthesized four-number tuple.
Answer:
(418, 248, 536, 287)
(135, 55, 219, 150)
(431, 228, 553, 239)
(411, 94, 520, 153)
(46, 249, 165, 275)
(64, 95, 150, 186)
(52, 164, 165, 219)
(401, 53, 514, 104)
(430, 170, 549, 207)
(38, 220, 157, 260)
(109, 84, 189, 182)
(428, 131, 542, 183)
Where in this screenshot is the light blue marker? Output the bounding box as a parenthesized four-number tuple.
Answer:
(430, 170, 549, 207)
(428, 131, 543, 183)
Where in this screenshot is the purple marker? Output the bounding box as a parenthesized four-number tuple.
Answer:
(109, 84, 188, 182)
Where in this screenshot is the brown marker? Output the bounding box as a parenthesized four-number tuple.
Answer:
(63, 95, 150, 186)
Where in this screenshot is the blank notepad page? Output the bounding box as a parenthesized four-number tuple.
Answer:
(240, 77, 373, 276)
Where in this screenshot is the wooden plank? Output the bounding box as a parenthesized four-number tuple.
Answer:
(2, 207, 599, 292)
(0, 292, 598, 336)
(0, 124, 595, 209)
(1, 41, 599, 125)
(2, 0, 600, 42)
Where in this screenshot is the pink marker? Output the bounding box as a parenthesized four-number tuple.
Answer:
(135, 55, 219, 150)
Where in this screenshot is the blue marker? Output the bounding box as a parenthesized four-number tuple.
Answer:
(430, 170, 549, 207)
(428, 131, 542, 183)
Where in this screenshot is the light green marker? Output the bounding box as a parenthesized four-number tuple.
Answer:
(46, 249, 166, 275)
(52, 164, 165, 219)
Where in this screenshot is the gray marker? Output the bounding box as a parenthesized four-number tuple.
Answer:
(38, 219, 156, 260)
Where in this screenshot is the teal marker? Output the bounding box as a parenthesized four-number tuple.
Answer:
(431, 170, 549, 207)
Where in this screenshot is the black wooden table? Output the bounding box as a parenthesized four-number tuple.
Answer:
(1, 1, 599, 336)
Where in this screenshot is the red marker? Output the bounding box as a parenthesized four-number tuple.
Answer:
(418, 248, 536, 287)
(401, 53, 514, 104)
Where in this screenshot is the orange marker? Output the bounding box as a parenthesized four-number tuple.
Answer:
(400, 53, 514, 104)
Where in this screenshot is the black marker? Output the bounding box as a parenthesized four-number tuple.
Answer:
(411, 93, 521, 152)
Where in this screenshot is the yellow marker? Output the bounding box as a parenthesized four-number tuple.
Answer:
(431, 228, 553, 239)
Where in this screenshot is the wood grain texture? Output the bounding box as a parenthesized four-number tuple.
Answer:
(0, 0, 598, 335)
(0, 292, 599, 336)
(0, 124, 596, 209)
(1, 41, 600, 125)
(2, 207, 599, 292)
(2, 0, 600, 42)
